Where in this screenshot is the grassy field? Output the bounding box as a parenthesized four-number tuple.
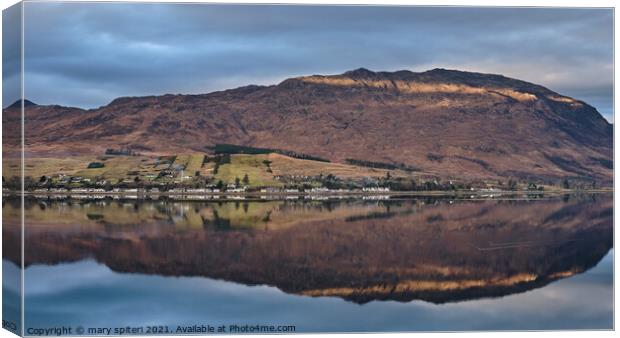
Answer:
(7, 157, 114, 179)
(212, 153, 410, 187)
(74, 156, 156, 181)
(214, 154, 281, 187)
(6, 152, 410, 186)
(265, 153, 408, 179)
(187, 154, 205, 175)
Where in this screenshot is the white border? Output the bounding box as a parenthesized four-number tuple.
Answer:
(0, 1, 616, 338)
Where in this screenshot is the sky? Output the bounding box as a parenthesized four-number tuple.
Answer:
(2, 3, 614, 121)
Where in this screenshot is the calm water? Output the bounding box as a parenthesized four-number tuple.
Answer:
(3, 194, 614, 333)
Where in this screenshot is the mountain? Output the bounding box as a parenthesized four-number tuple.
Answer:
(3, 68, 613, 183)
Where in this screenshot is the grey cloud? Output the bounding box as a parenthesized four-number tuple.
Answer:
(3, 3, 22, 107)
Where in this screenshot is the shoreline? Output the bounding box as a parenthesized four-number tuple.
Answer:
(6, 188, 613, 198)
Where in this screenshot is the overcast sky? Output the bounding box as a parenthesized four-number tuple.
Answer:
(3, 3, 614, 121)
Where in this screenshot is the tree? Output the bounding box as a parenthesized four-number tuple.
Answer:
(563, 178, 570, 189)
(87, 162, 105, 169)
(24, 176, 37, 191)
(235, 177, 241, 187)
(242, 174, 250, 185)
(216, 180, 224, 190)
(508, 179, 517, 191)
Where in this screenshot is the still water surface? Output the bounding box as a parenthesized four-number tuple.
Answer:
(3, 194, 613, 332)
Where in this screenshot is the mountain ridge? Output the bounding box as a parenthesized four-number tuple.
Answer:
(3, 68, 613, 184)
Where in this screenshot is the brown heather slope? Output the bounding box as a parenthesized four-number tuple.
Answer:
(3, 68, 613, 183)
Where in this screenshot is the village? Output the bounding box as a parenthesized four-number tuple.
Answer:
(21, 185, 392, 196)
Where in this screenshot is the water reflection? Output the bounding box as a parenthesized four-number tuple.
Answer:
(2, 194, 614, 331)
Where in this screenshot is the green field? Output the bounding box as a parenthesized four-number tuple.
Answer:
(173, 154, 205, 177)
(6, 152, 410, 187)
(214, 154, 281, 187)
(74, 156, 158, 181)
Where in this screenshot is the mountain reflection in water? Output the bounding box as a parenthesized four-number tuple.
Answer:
(3, 194, 612, 306)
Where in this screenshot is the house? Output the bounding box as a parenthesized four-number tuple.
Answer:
(362, 187, 391, 192)
(260, 187, 280, 193)
(309, 187, 330, 193)
(50, 188, 68, 193)
(228, 187, 246, 193)
(186, 188, 209, 193)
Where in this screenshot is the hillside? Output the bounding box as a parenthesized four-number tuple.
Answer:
(3, 68, 613, 184)
(4, 152, 412, 188)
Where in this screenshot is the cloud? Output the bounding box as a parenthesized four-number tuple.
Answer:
(8, 3, 613, 121)
(2, 3, 22, 107)
(22, 251, 614, 331)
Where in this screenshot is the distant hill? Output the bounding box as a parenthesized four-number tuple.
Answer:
(3, 68, 612, 183)
(6, 99, 36, 109)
